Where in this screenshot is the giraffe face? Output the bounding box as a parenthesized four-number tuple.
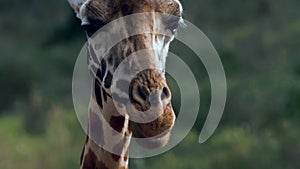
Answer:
(70, 0, 183, 149)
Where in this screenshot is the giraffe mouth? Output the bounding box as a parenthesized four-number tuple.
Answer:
(134, 124, 171, 138)
(132, 103, 174, 137)
(133, 124, 172, 149)
(131, 103, 175, 149)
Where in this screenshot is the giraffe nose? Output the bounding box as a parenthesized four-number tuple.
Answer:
(129, 70, 171, 112)
(161, 86, 171, 101)
(130, 83, 171, 111)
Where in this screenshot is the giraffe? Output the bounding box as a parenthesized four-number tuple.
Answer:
(68, 0, 184, 169)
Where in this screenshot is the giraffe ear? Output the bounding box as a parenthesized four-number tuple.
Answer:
(67, 0, 87, 19)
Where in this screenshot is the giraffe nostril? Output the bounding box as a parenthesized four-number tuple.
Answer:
(129, 70, 172, 111)
(161, 86, 170, 101)
(130, 83, 151, 111)
(137, 85, 149, 102)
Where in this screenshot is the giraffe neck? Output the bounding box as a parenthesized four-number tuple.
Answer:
(80, 136, 130, 169)
(80, 86, 132, 169)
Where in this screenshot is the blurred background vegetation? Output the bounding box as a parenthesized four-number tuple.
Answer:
(0, 0, 299, 168)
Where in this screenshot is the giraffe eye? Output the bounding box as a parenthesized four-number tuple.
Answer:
(164, 17, 180, 34)
(81, 17, 106, 37)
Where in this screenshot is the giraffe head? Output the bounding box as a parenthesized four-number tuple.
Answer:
(68, 0, 183, 149)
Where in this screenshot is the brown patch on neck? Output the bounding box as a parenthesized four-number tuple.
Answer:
(112, 153, 121, 162)
(110, 116, 125, 133)
(82, 149, 109, 169)
(124, 148, 129, 162)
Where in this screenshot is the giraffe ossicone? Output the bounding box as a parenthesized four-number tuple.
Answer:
(68, 0, 184, 169)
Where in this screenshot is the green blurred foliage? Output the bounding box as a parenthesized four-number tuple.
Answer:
(0, 0, 300, 169)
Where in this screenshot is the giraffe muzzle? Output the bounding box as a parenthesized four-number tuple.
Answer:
(127, 69, 176, 149)
(129, 69, 172, 113)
